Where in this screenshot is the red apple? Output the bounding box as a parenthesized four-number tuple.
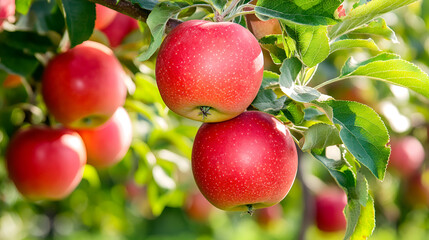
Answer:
(101, 12, 139, 47)
(155, 20, 264, 122)
(388, 136, 425, 178)
(192, 111, 298, 212)
(42, 41, 127, 129)
(5, 126, 86, 200)
(404, 169, 429, 207)
(254, 203, 283, 228)
(315, 187, 347, 232)
(0, 0, 15, 29)
(76, 107, 132, 168)
(94, 4, 118, 30)
(2, 74, 23, 88)
(184, 190, 214, 222)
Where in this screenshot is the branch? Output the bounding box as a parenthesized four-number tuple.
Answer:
(87, 0, 182, 32)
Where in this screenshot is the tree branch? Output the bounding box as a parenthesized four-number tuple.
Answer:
(87, 0, 182, 32)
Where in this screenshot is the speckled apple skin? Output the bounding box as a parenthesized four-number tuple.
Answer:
(155, 20, 264, 122)
(77, 107, 132, 169)
(6, 127, 86, 200)
(192, 111, 298, 211)
(42, 41, 127, 129)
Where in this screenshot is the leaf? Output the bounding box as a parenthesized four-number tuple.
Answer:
(259, 35, 288, 64)
(282, 101, 304, 125)
(340, 53, 429, 98)
(318, 100, 390, 180)
(330, 39, 380, 54)
(129, 0, 159, 10)
(328, 0, 418, 40)
(252, 71, 287, 113)
(255, 0, 342, 26)
(15, 0, 32, 15)
(301, 123, 342, 151)
(279, 57, 302, 88)
(0, 43, 39, 76)
(138, 2, 181, 61)
(62, 0, 96, 47)
(210, 0, 227, 12)
(0, 31, 54, 54)
(348, 18, 398, 43)
(285, 24, 330, 67)
(345, 194, 376, 240)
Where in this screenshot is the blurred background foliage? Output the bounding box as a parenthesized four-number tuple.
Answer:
(0, 0, 429, 239)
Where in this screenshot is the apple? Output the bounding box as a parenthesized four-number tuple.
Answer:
(388, 136, 425, 178)
(5, 126, 86, 200)
(244, 0, 281, 40)
(0, 0, 15, 29)
(76, 107, 132, 168)
(184, 190, 214, 222)
(314, 187, 347, 232)
(254, 203, 283, 228)
(404, 169, 429, 207)
(192, 111, 298, 212)
(100, 12, 139, 48)
(155, 20, 264, 122)
(42, 41, 128, 129)
(2, 74, 23, 88)
(94, 4, 118, 30)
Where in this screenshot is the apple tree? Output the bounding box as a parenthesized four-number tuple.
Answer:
(1, 0, 429, 239)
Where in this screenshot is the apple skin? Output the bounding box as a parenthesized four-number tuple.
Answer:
(76, 107, 132, 168)
(5, 126, 86, 200)
(192, 111, 298, 211)
(94, 4, 118, 30)
(0, 0, 15, 29)
(388, 136, 425, 178)
(244, 14, 281, 40)
(315, 187, 347, 232)
(184, 190, 214, 222)
(155, 20, 264, 122)
(101, 12, 139, 47)
(42, 41, 127, 129)
(404, 170, 429, 207)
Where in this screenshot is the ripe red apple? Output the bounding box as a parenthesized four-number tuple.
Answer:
(155, 20, 264, 122)
(314, 187, 347, 232)
(5, 126, 86, 200)
(42, 41, 127, 129)
(94, 4, 118, 30)
(76, 107, 132, 168)
(184, 190, 214, 222)
(0, 0, 15, 29)
(192, 111, 298, 212)
(388, 136, 425, 178)
(100, 12, 139, 47)
(404, 169, 429, 207)
(254, 203, 283, 228)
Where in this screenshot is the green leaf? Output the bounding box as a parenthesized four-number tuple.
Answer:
(345, 194, 376, 240)
(301, 123, 342, 151)
(279, 57, 302, 88)
(0, 31, 54, 54)
(348, 18, 398, 43)
(285, 24, 330, 67)
(210, 0, 227, 12)
(330, 39, 380, 54)
(15, 0, 32, 15)
(329, 0, 418, 40)
(138, 2, 181, 61)
(255, 0, 342, 26)
(252, 71, 287, 113)
(259, 35, 288, 64)
(282, 101, 304, 125)
(129, 0, 159, 10)
(0, 43, 39, 76)
(319, 100, 390, 180)
(62, 0, 96, 47)
(340, 53, 429, 98)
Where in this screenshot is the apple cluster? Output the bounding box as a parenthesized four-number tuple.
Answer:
(5, 40, 133, 200)
(155, 20, 298, 213)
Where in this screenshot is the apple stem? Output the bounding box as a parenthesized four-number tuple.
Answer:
(246, 204, 254, 216)
(199, 106, 212, 120)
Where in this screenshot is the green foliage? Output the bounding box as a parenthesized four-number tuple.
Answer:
(62, 0, 96, 47)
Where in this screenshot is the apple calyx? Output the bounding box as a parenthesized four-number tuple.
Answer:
(198, 106, 212, 120)
(246, 204, 254, 216)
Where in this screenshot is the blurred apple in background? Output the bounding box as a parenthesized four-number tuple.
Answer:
(404, 169, 429, 208)
(0, 0, 15, 30)
(100, 12, 139, 48)
(254, 203, 283, 228)
(314, 187, 347, 232)
(388, 136, 425, 178)
(94, 4, 117, 30)
(184, 190, 214, 222)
